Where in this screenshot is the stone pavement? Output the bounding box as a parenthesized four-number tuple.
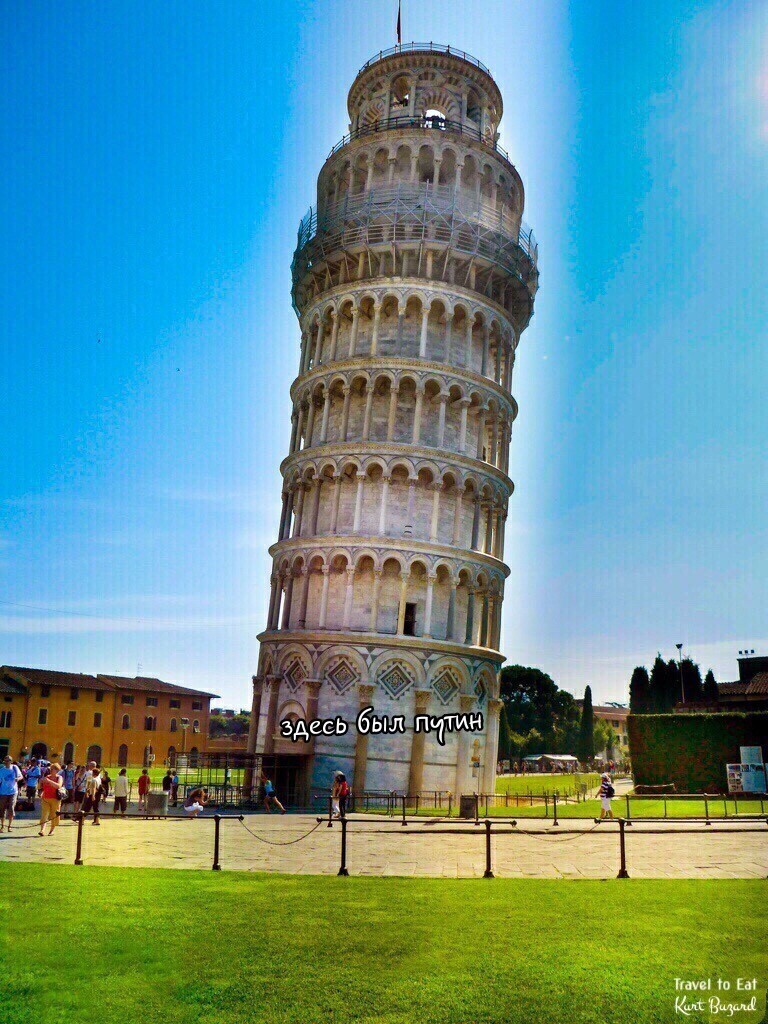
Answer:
(1, 812, 766, 878)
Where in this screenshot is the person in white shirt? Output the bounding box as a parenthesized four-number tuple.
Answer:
(0, 756, 24, 832)
(81, 762, 102, 825)
(113, 769, 129, 816)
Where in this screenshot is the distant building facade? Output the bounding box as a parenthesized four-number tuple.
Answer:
(0, 666, 218, 766)
(717, 655, 768, 711)
(576, 699, 630, 759)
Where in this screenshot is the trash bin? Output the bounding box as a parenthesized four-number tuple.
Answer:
(146, 791, 169, 816)
(459, 794, 477, 819)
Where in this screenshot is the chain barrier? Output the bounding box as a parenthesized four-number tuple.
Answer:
(238, 817, 325, 847)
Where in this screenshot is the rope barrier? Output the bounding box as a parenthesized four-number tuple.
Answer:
(238, 818, 326, 846)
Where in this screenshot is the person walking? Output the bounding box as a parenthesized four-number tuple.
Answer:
(598, 772, 615, 820)
(23, 758, 42, 805)
(331, 772, 342, 819)
(260, 774, 286, 814)
(73, 766, 87, 813)
(100, 768, 111, 802)
(0, 755, 23, 832)
(162, 769, 173, 798)
(38, 763, 65, 836)
(62, 763, 76, 805)
(113, 768, 129, 816)
(81, 762, 103, 825)
(137, 769, 151, 812)
(333, 772, 349, 819)
(170, 769, 179, 807)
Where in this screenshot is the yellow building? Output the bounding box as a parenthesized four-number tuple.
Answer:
(0, 666, 218, 767)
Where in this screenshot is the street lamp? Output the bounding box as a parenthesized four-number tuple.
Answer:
(675, 643, 685, 703)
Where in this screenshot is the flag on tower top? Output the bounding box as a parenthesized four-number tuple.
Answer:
(396, 1, 402, 45)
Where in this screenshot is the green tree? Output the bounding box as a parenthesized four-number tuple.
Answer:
(522, 728, 544, 757)
(681, 658, 703, 703)
(497, 705, 513, 761)
(648, 655, 669, 712)
(499, 665, 580, 754)
(629, 666, 650, 713)
(576, 685, 594, 761)
(703, 669, 719, 705)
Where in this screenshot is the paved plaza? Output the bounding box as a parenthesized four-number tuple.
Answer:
(1, 812, 766, 878)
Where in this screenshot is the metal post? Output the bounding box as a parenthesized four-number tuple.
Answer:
(483, 819, 494, 878)
(723, 799, 728, 819)
(617, 818, 629, 878)
(552, 793, 559, 827)
(338, 815, 349, 876)
(327, 795, 333, 827)
(474, 793, 479, 825)
(212, 813, 222, 870)
(74, 811, 84, 866)
(544, 795, 549, 819)
(448, 793, 452, 818)
(663, 798, 667, 818)
(704, 796, 710, 825)
(401, 794, 407, 826)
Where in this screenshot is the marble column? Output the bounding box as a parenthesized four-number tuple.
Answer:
(342, 566, 356, 628)
(297, 568, 311, 629)
(280, 572, 295, 629)
(263, 676, 282, 755)
(352, 472, 365, 532)
(482, 698, 503, 794)
(429, 482, 441, 542)
(446, 580, 458, 640)
(386, 385, 399, 441)
(412, 388, 424, 443)
(369, 568, 382, 631)
(340, 385, 352, 441)
(378, 475, 390, 535)
(419, 307, 429, 357)
(407, 689, 432, 797)
(352, 684, 375, 797)
(320, 390, 332, 442)
(362, 383, 374, 440)
(424, 573, 436, 637)
(318, 566, 330, 628)
(454, 694, 477, 798)
(464, 588, 476, 645)
(396, 572, 409, 634)
(348, 307, 360, 357)
(244, 675, 264, 791)
(370, 302, 381, 355)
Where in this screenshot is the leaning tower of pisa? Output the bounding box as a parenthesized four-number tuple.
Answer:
(248, 43, 538, 802)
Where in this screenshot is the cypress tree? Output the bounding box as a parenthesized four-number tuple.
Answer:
(629, 666, 650, 713)
(648, 655, 668, 712)
(577, 685, 595, 761)
(703, 669, 719, 705)
(681, 658, 703, 703)
(667, 659, 682, 710)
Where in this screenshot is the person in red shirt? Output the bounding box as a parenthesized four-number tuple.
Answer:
(137, 769, 151, 812)
(38, 763, 64, 836)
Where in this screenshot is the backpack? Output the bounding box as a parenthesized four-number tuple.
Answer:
(606, 784, 615, 799)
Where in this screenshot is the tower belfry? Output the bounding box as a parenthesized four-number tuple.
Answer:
(248, 43, 538, 801)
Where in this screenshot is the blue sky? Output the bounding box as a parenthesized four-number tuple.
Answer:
(2, 1, 766, 708)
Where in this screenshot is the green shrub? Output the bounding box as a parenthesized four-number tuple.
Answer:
(628, 712, 768, 792)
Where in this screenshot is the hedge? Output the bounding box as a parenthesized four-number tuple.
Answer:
(628, 712, 768, 792)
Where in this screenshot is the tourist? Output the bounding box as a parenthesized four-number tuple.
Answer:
(73, 765, 87, 812)
(261, 773, 286, 814)
(0, 755, 23, 832)
(62, 762, 76, 805)
(137, 768, 151, 812)
(334, 772, 349, 819)
(598, 772, 615, 820)
(171, 769, 179, 807)
(113, 768, 129, 816)
(38, 762, 65, 836)
(162, 769, 173, 798)
(81, 762, 102, 825)
(100, 768, 111, 801)
(24, 758, 42, 804)
(183, 787, 208, 818)
(331, 771, 345, 818)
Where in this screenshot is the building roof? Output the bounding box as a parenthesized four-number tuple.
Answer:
(0, 665, 218, 700)
(2, 666, 109, 692)
(592, 705, 629, 717)
(719, 674, 768, 697)
(97, 674, 219, 699)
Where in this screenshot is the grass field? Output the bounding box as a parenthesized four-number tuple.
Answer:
(494, 772, 600, 796)
(370, 795, 767, 819)
(1, 864, 765, 1024)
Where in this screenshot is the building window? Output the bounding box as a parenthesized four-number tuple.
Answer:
(192, 719, 200, 733)
(70, 687, 79, 700)
(41, 685, 50, 697)
(144, 716, 157, 732)
(192, 701, 202, 711)
(121, 695, 134, 705)
(146, 696, 158, 707)
(170, 718, 177, 733)
(67, 711, 77, 727)
(122, 714, 130, 730)
(169, 698, 180, 709)
(3, 696, 11, 703)
(95, 691, 104, 702)
(404, 602, 417, 636)
(93, 712, 102, 728)
(38, 708, 48, 725)
(0, 711, 11, 728)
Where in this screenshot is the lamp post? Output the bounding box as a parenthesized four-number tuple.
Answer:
(675, 643, 685, 704)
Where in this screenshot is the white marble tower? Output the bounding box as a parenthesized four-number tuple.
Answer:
(248, 43, 538, 801)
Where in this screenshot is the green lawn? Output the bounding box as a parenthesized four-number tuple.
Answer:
(494, 772, 600, 796)
(0, 865, 765, 1024)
